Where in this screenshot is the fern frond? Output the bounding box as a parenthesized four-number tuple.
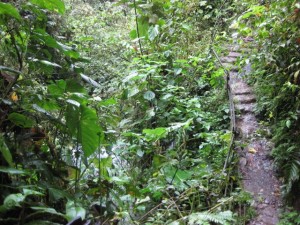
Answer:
(187, 210, 234, 225)
(284, 161, 300, 194)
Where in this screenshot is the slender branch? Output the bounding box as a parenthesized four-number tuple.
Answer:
(9, 30, 23, 72)
(133, 0, 143, 56)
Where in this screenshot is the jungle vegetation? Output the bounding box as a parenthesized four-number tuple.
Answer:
(0, 0, 300, 224)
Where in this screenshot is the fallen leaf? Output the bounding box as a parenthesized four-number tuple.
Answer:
(248, 147, 257, 154)
(10, 92, 18, 102)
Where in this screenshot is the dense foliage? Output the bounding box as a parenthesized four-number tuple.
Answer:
(3, 0, 300, 224)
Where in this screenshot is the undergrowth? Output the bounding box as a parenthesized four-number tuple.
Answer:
(0, 0, 258, 224)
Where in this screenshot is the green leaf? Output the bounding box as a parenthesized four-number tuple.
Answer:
(152, 154, 167, 169)
(148, 25, 159, 41)
(137, 18, 149, 38)
(130, 29, 138, 39)
(0, 135, 13, 167)
(199, 1, 207, 6)
(58, 42, 80, 58)
(286, 120, 291, 128)
(143, 127, 168, 141)
(4, 193, 25, 208)
(182, 24, 191, 31)
(98, 98, 117, 106)
(39, 60, 62, 68)
(23, 189, 44, 197)
(143, 90, 155, 101)
(32, 104, 53, 118)
(93, 157, 112, 180)
(0, 3, 21, 20)
(164, 166, 192, 185)
(66, 105, 103, 157)
(66, 79, 86, 94)
(48, 80, 66, 96)
(66, 104, 80, 136)
(48, 187, 71, 201)
(0, 167, 26, 174)
(174, 68, 182, 75)
(33, 29, 60, 49)
(80, 74, 101, 88)
(8, 113, 35, 128)
(66, 201, 86, 221)
(79, 106, 103, 157)
(31, 207, 64, 216)
(37, 99, 60, 111)
(0, 65, 21, 74)
(63, 49, 80, 59)
(30, 0, 65, 14)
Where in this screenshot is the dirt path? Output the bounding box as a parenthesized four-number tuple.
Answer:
(221, 45, 282, 225)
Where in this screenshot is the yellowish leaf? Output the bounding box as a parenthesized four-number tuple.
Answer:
(10, 92, 18, 102)
(248, 147, 257, 154)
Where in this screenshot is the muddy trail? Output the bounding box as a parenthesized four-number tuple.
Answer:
(220, 43, 282, 225)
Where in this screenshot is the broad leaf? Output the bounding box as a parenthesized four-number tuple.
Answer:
(0, 3, 21, 20)
(0, 135, 13, 167)
(164, 166, 192, 185)
(0, 65, 21, 74)
(48, 187, 71, 201)
(137, 17, 149, 38)
(66, 201, 86, 221)
(80, 73, 101, 88)
(0, 167, 26, 174)
(78, 106, 103, 156)
(93, 157, 112, 180)
(66, 105, 103, 157)
(39, 60, 62, 68)
(33, 29, 60, 49)
(98, 98, 117, 106)
(148, 25, 159, 41)
(30, 0, 65, 14)
(143, 90, 155, 100)
(31, 207, 64, 217)
(129, 29, 138, 39)
(23, 189, 44, 197)
(66, 79, 86, 94)
(143, 127, 168, 141)
(8, 113, 35, 128)
(4, 193, 25, 208)
(48, 80, 66, 96)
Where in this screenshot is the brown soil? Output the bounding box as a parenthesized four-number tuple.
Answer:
(221, 46, 282, 225)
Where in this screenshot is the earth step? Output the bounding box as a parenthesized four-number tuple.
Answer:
(230, 83, 252, 95)
(238, 48, 251, 53)
(222, 63, 238, 71)
(233, 90, 252, 95)
(230, 45, 240, 51)
(235, 103, 256, 113)
(229, 45, 251, 53)
(220, 56, 236, 63)
(228, 52, 241, 58)
(233, 95, 256, 104)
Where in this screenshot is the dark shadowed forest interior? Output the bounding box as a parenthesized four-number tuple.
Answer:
(1, 0, 300, 224)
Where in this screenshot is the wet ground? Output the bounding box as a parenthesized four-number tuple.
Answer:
(221, 45, 282, 225)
